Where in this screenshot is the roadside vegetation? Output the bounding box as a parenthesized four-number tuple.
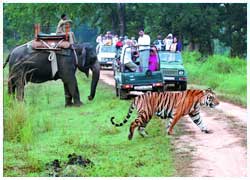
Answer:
(3, 71, 175, 177)
(182, 51, 247, 107)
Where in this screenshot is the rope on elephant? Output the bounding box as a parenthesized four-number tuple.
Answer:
(48, 51, 58, 77)
(40, 39, 61, 77)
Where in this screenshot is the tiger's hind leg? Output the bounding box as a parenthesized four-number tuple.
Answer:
(138, 124, 149, 138)
(128, 110, 150, 140)
(128, 121, 139, 140)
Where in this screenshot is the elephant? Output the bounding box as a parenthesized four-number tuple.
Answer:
(4, 42, 100, 107)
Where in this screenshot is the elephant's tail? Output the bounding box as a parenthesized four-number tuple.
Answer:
(3, 54, 10, 69)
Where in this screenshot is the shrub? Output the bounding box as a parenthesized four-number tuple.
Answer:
(183, 51, 246, 106)
(4, 98, 27, 142)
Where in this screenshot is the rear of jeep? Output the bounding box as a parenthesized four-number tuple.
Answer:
(114, 45, 164, 99)
(115, 71, 164, 99)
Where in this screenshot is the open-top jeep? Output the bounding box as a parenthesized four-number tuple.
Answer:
(97, 45, 116, 68)
(158, 51, 187, 90)
(113, 45, 164, 99)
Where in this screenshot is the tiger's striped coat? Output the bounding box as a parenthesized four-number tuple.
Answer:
(111, 89, 219, 140)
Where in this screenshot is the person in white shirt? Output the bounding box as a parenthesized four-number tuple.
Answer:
(131, 37, 137, 46)
(96, 34, 103, 53)
(137, 28, 150, 71)
(138, 29, 150, 48)
(121, 40, 138, 72)
(112, 34, 119, 45)
(96, 34, 103, 44)
(164, 33, 173, 51)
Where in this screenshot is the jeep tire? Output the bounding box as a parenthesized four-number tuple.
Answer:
(118, 89, 128, 100)
(180, 82, 187, 91)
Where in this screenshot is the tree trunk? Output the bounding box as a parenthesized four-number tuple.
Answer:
(199, 39, 213, 55)
(111, 8, 117, 34)
(117, 3, 126, 36)
(188, 41, 195, 51)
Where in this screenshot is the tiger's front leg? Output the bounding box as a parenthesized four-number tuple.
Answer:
(167, 114, 182, 135)
(165, 118, 173, 134)
(189, 112, 213, 134)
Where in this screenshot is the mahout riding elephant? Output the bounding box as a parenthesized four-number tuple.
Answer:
(4, 42, 100, 107)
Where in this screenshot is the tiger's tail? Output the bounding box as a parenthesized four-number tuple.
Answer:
(110, 102, 135, 127)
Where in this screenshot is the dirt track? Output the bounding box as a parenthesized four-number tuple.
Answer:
(99, 69, 247, 177)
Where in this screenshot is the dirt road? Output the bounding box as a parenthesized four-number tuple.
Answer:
(99, 70, 247, 177)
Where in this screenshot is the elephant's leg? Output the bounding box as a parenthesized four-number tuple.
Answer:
(62, 77, 83, 107)
(8, 78, 16, 96)
(63, 83, 73, 107)
(71, 81, 83, 106)
(16, 80, 24, 101)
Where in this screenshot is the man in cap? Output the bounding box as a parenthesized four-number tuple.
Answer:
(56, 13, 75, 44)
(153, 34, 164, 50)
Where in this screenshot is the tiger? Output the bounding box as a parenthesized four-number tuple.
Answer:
(110, 88, 219, 140)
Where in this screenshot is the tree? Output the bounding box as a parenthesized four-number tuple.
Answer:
(218, 3, 247, 57)
(117, 3, 126, 36)
(3, 3, 247, 57)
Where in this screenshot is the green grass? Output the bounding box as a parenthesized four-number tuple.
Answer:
(182, 51, 247, 107)
(3, 50, 246, 176)
(3, 70, 175, 177)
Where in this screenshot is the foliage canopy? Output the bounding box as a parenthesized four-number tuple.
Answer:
(3, 3, 247, 57)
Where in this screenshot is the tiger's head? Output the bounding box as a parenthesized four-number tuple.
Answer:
(203, 88, 220, 108)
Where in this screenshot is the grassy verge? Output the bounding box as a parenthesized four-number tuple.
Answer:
(3, 70, 176, 176)
(182, 51, 247, 107)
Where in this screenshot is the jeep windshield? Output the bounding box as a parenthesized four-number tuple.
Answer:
(100, 46, 116, 53)
(159, 51, 183, 64)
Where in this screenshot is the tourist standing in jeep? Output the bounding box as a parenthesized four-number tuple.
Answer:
(164, 33, 173, 51)
(153, 34, 164, 50)
(137, 28, 150, 72)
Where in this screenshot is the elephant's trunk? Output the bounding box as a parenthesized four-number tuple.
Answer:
(88, 60, 100, 100)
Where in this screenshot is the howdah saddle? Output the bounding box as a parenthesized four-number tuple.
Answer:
(32, 24, 71, 50)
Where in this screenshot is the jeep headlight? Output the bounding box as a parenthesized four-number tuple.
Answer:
(178, 70, 184, 75)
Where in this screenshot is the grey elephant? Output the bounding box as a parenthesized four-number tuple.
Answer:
(4, 42, 100, 107)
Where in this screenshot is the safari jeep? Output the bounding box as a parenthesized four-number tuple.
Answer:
(158, 51, 187, 90)
(114, 45, 164, 99)
(96, 45, 116, 68)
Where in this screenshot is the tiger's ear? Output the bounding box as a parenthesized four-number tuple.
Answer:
(205, 88, 213, 93)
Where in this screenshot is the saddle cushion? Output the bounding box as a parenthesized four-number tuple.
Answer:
(37, 33, 66, 40)
(32, 39, 70, 50)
